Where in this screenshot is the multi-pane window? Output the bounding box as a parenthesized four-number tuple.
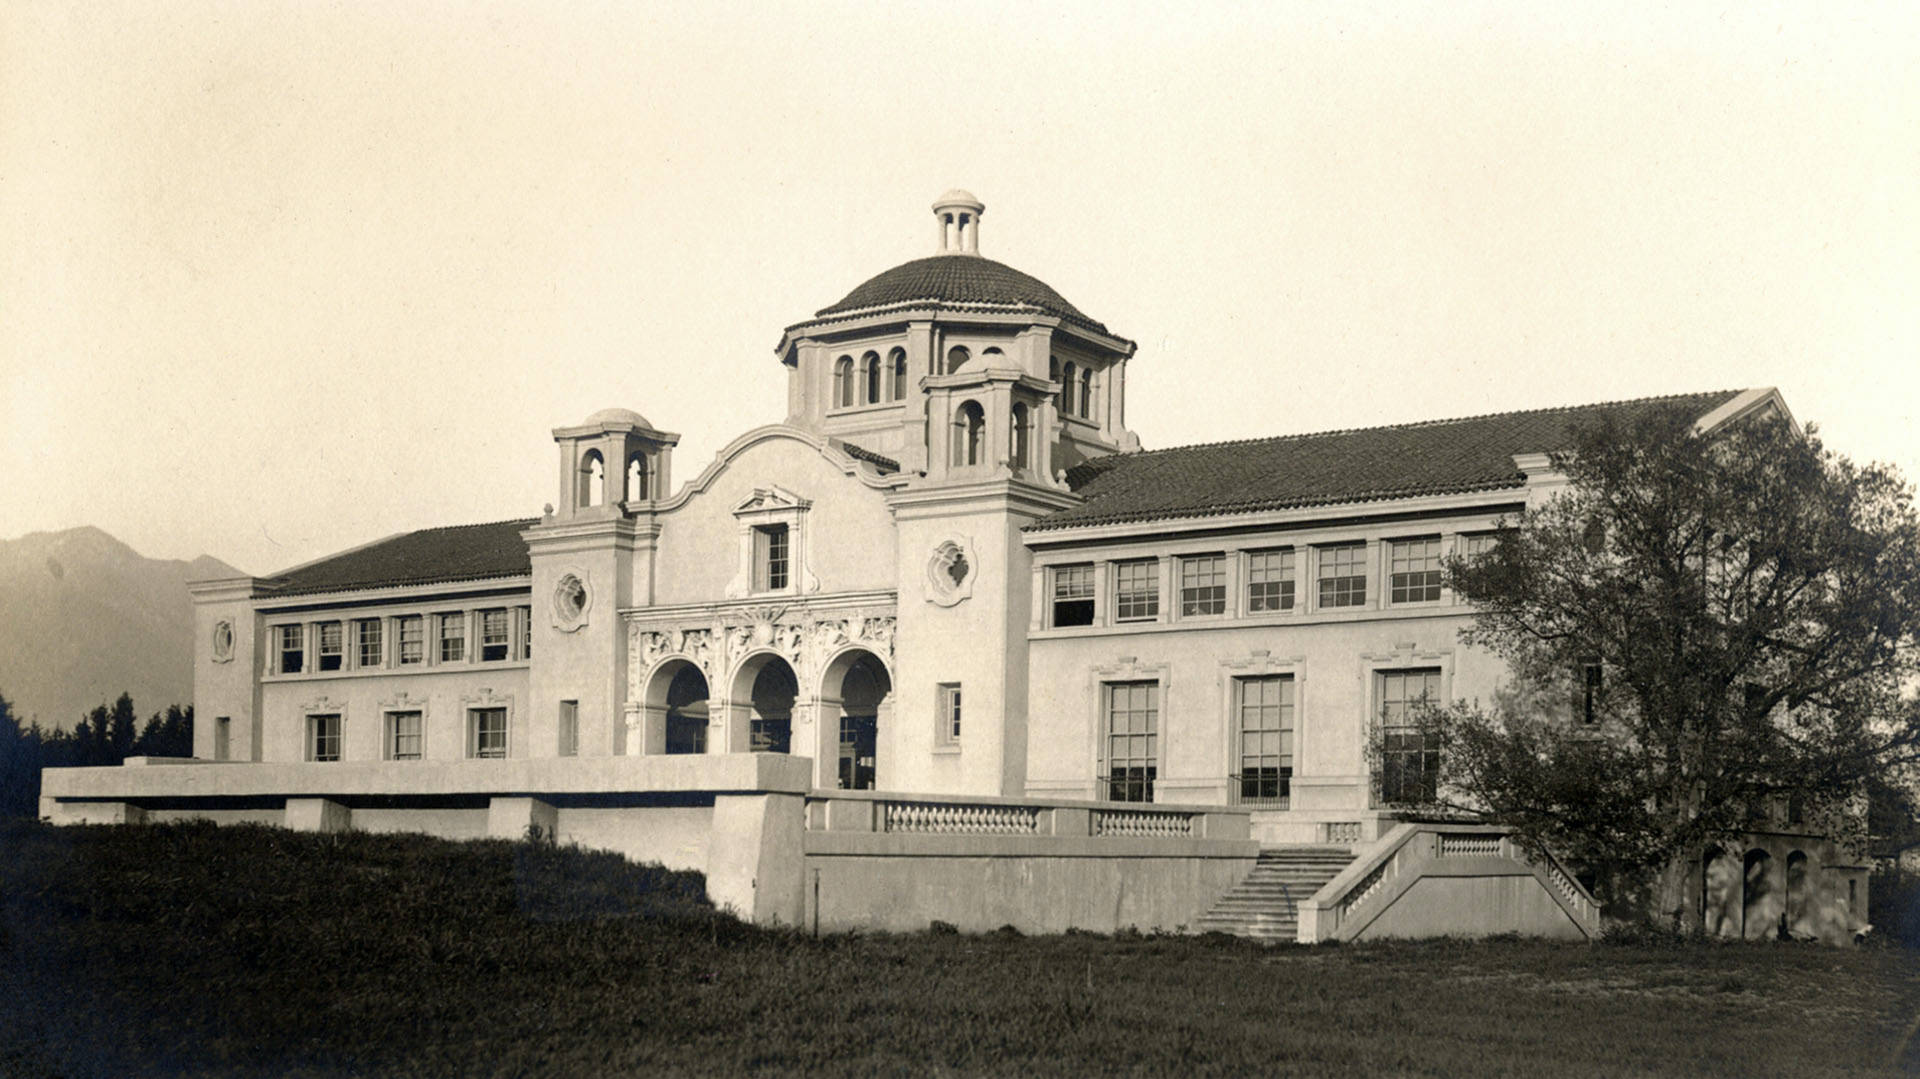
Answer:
(937, 683, 962, 746)
(1246, 549, 1296, 613)
(356, 619, 383, 668)
(397, 615, 424, 665)
(518, 606, 533, 660)
(558, 700, 578, 757)
(309, 713, 341, 762)
(1462, 532, 1501, 559)
(1051, 564, 1095, 627)
(470, 708, 507, 759)
(1103, 682, 1158, 802)
(1377, 668, 1442, 804)
(1389, 537, 1443, 604)
(438, 613, 465, 663)
(479, 608, 510, 662)
(1317, 543, 1367, 609)
(1235, 676, 1295, 806)
(316, 621, 343, 671)
(754, 525, 790, 592)
(386, 711, 422, 760)
(277, 625, 304, 674)
(1113, 559, 1160, 622)
(1179, 555, 1226, 617)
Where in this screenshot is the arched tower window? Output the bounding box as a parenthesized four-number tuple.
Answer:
(626, 454, 648, 502)
(579, 450, 606, 508)
(1079, 368, 1093, 419)
(1049, 356, 1061, 408)
(1061, 362, 1077, 417)
(889, 348, 906, 401)
(1010, 403, 1030, 470)
(834, 356, 854, 409)
(952, 400, 986, 467)
(945, 346, 970, 375)
(862, 352, 881, 405)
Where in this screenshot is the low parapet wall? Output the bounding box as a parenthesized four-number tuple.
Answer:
(1298, 823, 1600, 943)
(778, 791, 1260, 934)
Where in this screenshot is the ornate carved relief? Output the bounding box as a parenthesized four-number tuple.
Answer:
(924, 535, 976, 607)
(211, 620, 235, 664)
(627, 607, 897, 698)
(551, 570, 591, 633)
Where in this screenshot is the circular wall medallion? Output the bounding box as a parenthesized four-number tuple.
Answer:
(925, 537, 976, 607)
(552, 573, 591, 631)
(211, 620, 234, 663)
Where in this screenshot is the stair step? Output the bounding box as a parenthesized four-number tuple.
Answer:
(1197, 848, 1360, 944)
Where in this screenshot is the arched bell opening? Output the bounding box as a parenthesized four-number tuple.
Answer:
(817, 649, 892, 791)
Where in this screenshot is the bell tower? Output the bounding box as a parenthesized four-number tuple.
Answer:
(549, 408, 679, 520)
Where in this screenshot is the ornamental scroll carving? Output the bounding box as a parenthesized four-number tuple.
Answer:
(627, 611, 896, 696)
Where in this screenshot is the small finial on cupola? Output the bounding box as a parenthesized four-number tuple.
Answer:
(932, 189, 985, 255)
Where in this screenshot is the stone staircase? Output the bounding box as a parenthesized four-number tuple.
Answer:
(1195, 846, 1356, 943)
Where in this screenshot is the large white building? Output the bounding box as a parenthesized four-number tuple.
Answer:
(44, 193, 1865, 943)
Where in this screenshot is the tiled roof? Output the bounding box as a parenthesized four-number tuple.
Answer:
(1032, 391, 1744, 532)
(839, 442, 901, 474)
(814, 256, 1111, 335)
(262, 518, 538, 597)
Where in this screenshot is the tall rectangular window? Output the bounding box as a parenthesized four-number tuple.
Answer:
(316, 621, 343, 671)
(1377, 668, 1442, 804)
(1178, 554, 1226, 617)
(1103, 681, 1159, 802)
(397, 615, 424, 665)
(1235, 675, 1294, 806)
(1462, 532, 1501, 559)
(1389, 537, 1443, 604)
(386, 711, 422, 761)
(479, 608, 510, 662)
(277, 624, 304, 674)
(470, 708, 507, 759)
(308, 713, 341, 762)
(936, 683, 962, 746)
(1050, 564, 1096, 627)
(1580, 662, 1605, 725)
(558, 700, 579, 757)
(518, 606, 533, 660)
(213, 716, 230, 761)
(438, 613, 466, 663)
(754, 525, 790, 592)
(1317, 543, 1367, 609)
(356, 618, 383, 668)
(1113, 559, 1160, 623)
(1246, 548, 1295, 613)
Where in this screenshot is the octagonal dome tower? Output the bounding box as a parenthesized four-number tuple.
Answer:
(777, 192, 1139, 477)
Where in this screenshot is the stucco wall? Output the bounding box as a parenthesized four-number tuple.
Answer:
(1354, 874, 1586, 940)
(257, 666, 531, 764)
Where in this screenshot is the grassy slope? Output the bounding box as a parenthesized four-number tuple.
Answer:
(3, 821, 1917, 1078)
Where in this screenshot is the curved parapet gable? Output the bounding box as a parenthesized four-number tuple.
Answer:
(652, 425, 908, 512)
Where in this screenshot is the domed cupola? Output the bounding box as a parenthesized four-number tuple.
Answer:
(776, 191, 1140, 475)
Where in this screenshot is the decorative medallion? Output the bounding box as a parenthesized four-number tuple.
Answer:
(925, 536, 976, 607)
(211, 620, 235, 663)
(552, 572, 591, 632)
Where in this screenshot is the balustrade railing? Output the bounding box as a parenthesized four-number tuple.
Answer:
(882, 800, 1040, 835)
(1093, 808, 1195, 838)
(1436, 832, 1503, 857)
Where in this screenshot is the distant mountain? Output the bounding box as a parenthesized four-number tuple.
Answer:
(0, 527, 243, 728)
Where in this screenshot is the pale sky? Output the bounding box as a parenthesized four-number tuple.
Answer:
(4, 2, 1917, 576)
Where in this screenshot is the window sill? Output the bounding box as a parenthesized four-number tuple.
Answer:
(827, 401, 904, 418)
(266, 660, 531, 682)
(931, 745, 963, 756)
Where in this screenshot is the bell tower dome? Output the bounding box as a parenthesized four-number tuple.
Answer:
(932, 189, 985, 255)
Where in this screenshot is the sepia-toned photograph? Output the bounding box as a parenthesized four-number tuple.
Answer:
(4, 2, 1919, 1075)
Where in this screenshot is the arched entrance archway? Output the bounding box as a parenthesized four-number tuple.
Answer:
(824, 651, 891, 790)
(637, 659, 710, 755)
(1702, 847, 1738, 937)
(728, 653, 798, 755)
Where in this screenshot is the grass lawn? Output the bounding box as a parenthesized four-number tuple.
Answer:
(3, 821, 1917, 1078)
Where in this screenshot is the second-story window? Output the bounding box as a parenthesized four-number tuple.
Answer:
(356, 619, 383, 668)
(1247, 549, 1295, 612)
(277, 624, 304, 674)
(397, 615, 424, 665)
(518, 605, 533, 660)
(1318, 543, 1367, 609)
(1113, 559, 1160, 622)
(480, 608, 510, 662)
(1389, 537, 1443, 604)
(1051, 564, 1096, 627)
(1179, 555, 1226, 617)
(438, 613, 465, 663)
(754, 524, 790, 592)
(316, 622, 343, 672)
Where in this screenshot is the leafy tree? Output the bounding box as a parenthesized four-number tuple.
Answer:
(133, 704, 194, 758)
(1407, 405, 1920, 920)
